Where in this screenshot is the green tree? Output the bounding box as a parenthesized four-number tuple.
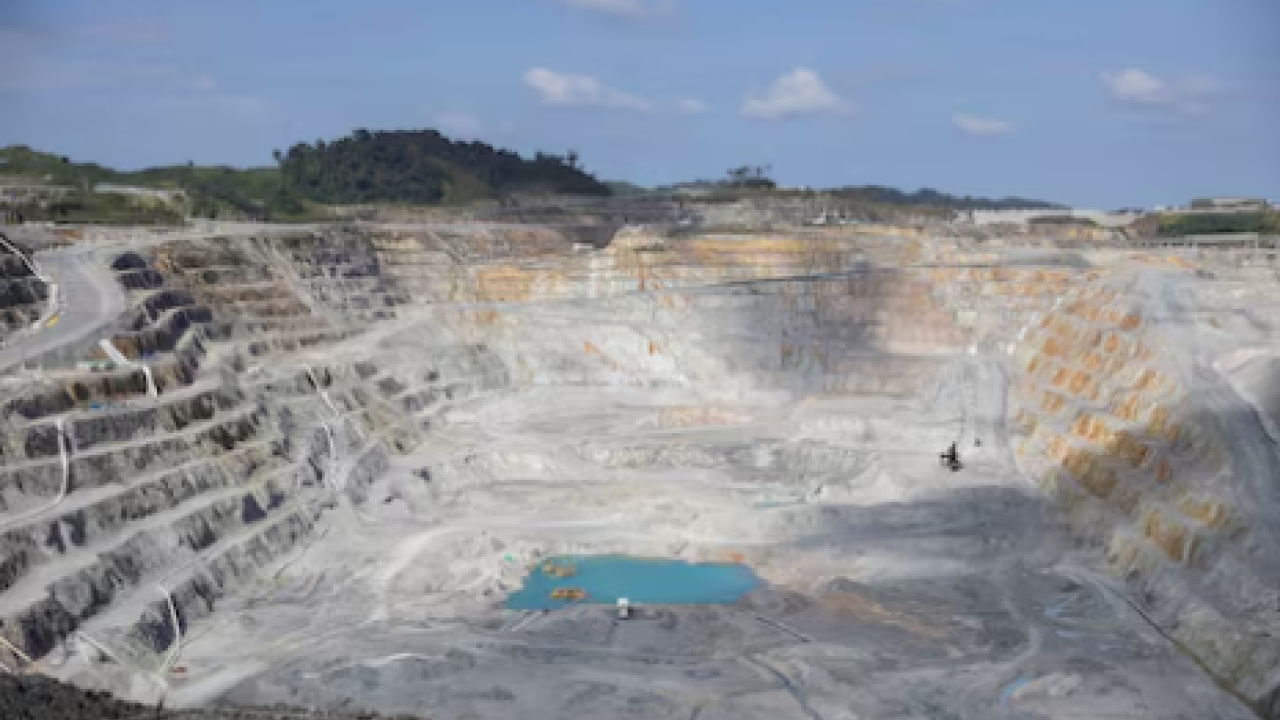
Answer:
(278, 129, 610, 204)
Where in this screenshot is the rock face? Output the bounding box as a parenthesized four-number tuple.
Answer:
(1, 222, 1278, 717)
(1009, 268, 1280, 710)
(0, 234, 398, 687)
(277, 224, 1278, 714)
(0, 672, 425, 719)
(0, 240, 49, 343)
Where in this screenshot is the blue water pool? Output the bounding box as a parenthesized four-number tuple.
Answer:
(504, 555, 761, 610)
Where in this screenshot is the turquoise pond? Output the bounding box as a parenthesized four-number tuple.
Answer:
(504, 555, 762, 610)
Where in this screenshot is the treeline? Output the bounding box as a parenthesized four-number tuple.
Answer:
(828, 185, 1063, 210)
(24, 193, 186, 225)
(3, 139, 1067, 223)
(0, 146, 277, 223)
(663, 166, 777, 191)
(1158, 212, 1280, 237)
(130, 165, 283, 220)
(277, 129, 611, 205)
(650, 171, 1061, 210)
(1, 128, 614, 223)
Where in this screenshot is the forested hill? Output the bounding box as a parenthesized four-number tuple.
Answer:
(277, 129, 611, 204)
(827, 185, 1064, 210)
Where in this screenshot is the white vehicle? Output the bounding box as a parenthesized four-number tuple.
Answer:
(617, 598, 630, 619)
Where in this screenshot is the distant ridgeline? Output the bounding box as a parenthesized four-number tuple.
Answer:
(825, 185, 1064, 211)
(644, 179, 1064, 220)
(3, 136, 1067, 223)
(0, 129, 613, 223)
(0, 145, 279, 223)
(276, 129, 611, 205)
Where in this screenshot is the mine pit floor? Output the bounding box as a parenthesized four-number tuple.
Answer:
(48, 379, 1251, 720)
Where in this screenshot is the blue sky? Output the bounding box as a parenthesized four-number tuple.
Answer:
(2, 0, 1277, 207)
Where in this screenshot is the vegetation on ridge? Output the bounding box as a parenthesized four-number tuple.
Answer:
(648, 169, 1061, 211)
(0, 129, 611, 223)
(1156, 212, 1280, 237)
(276, 129, 611, 205)
(0, 145, 286, 223)
(2, 134, 1067, 225)
(826, 185, 1062, 211)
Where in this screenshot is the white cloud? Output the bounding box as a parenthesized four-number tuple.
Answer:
(1101, 68, 1213, 114)
(543, 0, 674, 18)
(1102, 69, 1170, 105)
(524, 67, 651, 111)
(952, 113, 1014, 136)
(741, 68, 845, 120)
(435, 111, 485, 139)
(673, 97, 710, 114)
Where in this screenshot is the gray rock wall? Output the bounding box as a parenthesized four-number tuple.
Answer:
(3, 222, 1278, 716)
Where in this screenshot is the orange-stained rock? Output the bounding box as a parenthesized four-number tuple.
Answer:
(1179, 496, 1234, 529)
(1068, 370, 1091, 395)
(1142, 510, 1194, 564)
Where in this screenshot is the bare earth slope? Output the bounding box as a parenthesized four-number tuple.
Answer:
(1, 222, 1278, 719)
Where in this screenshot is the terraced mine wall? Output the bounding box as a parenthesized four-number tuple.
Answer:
(1009, 259, 1280, 711)
(263, 225, 1280, 715)
(0, 236, 48, 345)
(0, 672, 424, 720)
(273, 228, 1028, 394)
(0, 234, 404, 684)
(361, 196, 679, 227)
(1, 222, 1278, 714)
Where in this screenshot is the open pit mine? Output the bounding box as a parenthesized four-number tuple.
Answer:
(1, 219, 1279, 720)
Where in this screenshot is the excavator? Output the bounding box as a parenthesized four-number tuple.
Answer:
(939, 441, 962, 472)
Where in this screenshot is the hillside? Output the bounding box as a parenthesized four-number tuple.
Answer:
(0, 130, 612, 223)
(2, 138, 1067, 226)
(278, 129, 611, 205)
(0, 145, 296, 223)
(827, 184, 1064, 210)
(1156, 211, 1280, 236)
(632, 179, 1063, 221)
(1119, 210, 1280, 239)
